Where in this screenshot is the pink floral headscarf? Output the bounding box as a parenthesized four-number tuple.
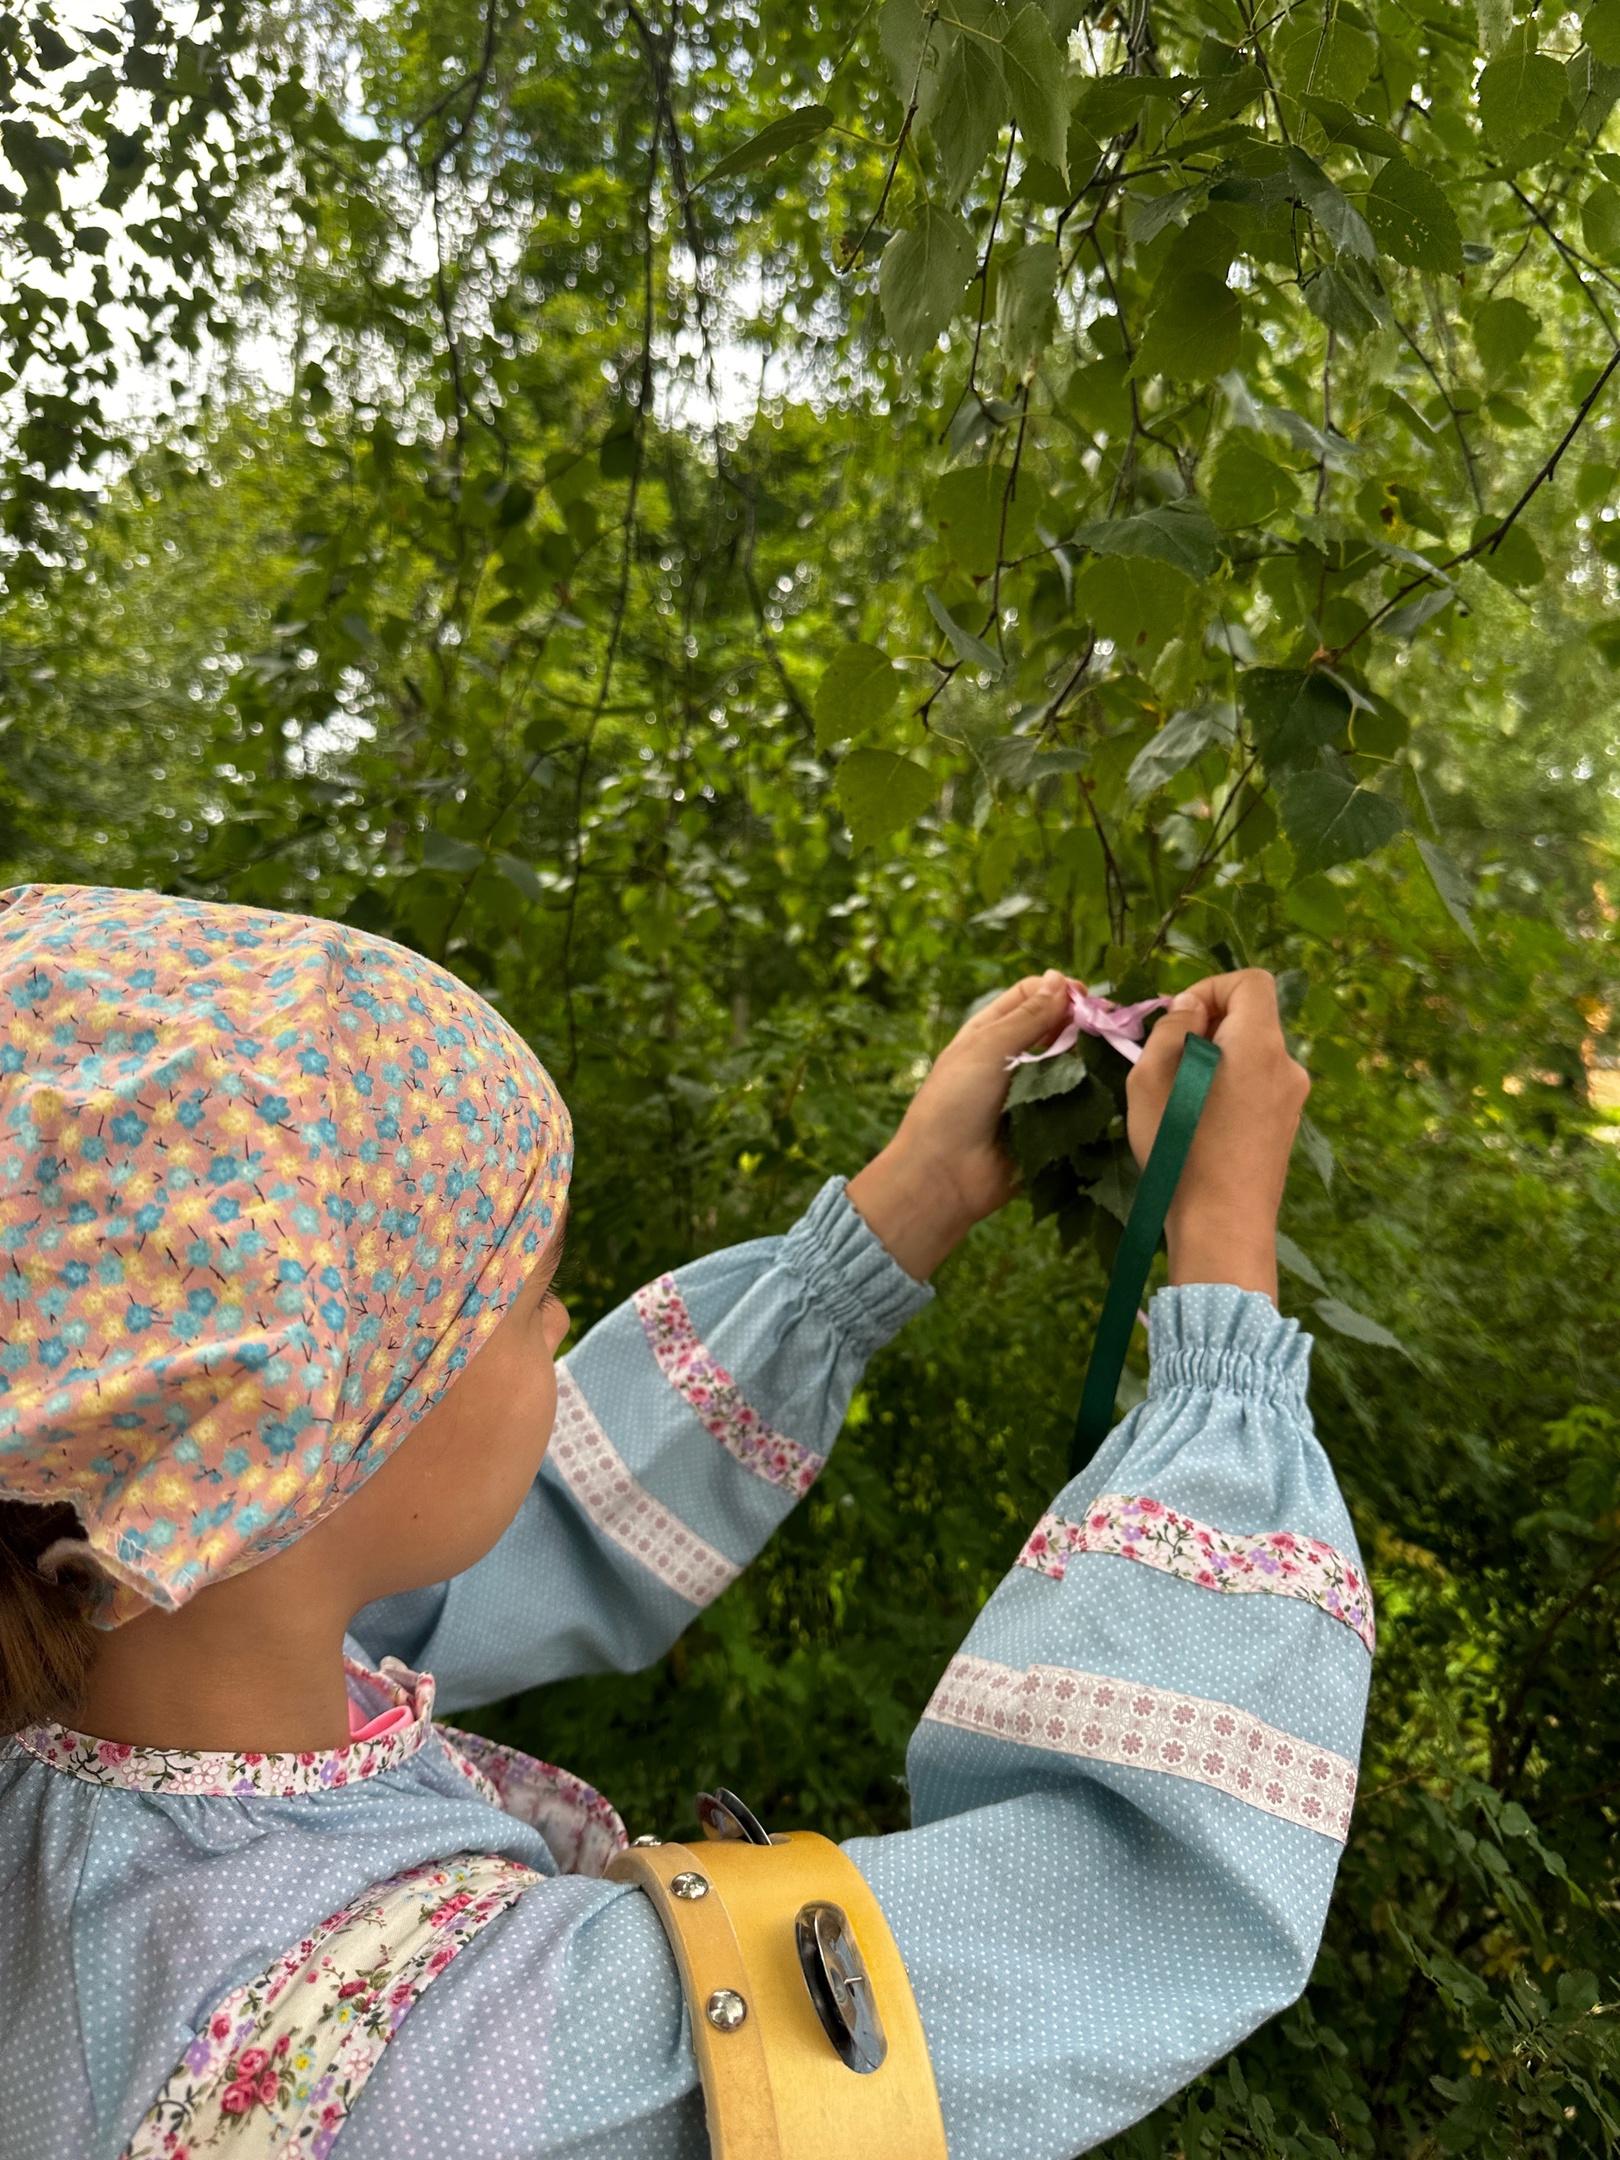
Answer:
(0, 886, 571, 1621)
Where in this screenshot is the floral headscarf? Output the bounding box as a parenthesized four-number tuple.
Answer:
(0, 886, 571, 1622)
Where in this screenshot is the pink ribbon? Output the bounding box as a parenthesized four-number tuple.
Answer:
(1009, 981, 1170, 1068)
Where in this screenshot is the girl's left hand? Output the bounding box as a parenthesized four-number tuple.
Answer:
(846, 971, 1072, 1280)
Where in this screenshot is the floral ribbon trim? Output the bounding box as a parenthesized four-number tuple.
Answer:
(1016, 1493, 1376, 1654)
(436, 1724, 628, 1879)
(122, 1852, 539, 2159)
(632, 1274, 825, 1499)
(15, 1657, 436, 1797)
(924, 1652, 1357, 1844)
(549, 1362, 740, 1607)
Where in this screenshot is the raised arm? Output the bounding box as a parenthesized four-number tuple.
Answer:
(350, 1179, 932, 1707)
(849, 1281, 1368, 2152)
(352, 974, 1075, 1712)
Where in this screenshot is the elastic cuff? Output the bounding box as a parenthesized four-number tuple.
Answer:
(1147, 1282, 1311, 1411)
(779, 1178, 935, 1362)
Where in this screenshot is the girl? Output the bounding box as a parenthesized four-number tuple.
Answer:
(0, 882, 1369, 2159)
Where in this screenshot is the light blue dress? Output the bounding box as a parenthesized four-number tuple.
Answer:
(0, 1180, 1372, 2159)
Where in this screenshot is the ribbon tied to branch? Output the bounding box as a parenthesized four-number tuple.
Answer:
(1008, 982, 1171, 1069)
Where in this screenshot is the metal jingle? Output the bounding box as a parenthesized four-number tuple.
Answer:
(794, 1900, 888, 2075)
(630, 1834, 663, 1847)
(694, 1786, 772, 1846)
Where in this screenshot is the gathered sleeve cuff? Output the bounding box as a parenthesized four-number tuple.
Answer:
(353, 1180, 932, 1710)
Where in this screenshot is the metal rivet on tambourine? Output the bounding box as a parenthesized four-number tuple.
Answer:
(705, 1988, 748, 2032)
(795, 1902, 888, 2074)
(670, 1871, 709, 1900)
(630, 1834, 662, 1847)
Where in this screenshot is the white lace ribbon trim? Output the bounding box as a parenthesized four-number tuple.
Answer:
(923, 1652, 1358, 1843)
(549, 1363, 740, 1607)
(632, 1273, 825, 1497)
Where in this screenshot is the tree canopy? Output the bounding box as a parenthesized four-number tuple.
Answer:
(3, 0, 1620, 2148)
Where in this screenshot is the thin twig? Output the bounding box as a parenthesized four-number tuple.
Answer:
(1332, 344, 1620, 661)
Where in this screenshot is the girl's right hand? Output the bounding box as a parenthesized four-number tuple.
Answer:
(1126, 970, 1311, 1302)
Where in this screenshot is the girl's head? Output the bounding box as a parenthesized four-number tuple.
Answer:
(0, 886, 571, 1733)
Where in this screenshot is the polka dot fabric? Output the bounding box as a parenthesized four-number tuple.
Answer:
(0, 885, 570, 1618)
(0, 1210, 1371, 2159)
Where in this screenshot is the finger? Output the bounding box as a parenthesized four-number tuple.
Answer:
(1134, 1002, 1202, 1094)
(963, 969, 1071, 1053)
(1166, 969, 1279, 1044)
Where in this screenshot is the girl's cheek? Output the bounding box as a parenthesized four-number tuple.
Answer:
(541, 1298, 570, 1357)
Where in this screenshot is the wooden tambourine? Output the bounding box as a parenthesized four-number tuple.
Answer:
(607, 1801, 947, 2160)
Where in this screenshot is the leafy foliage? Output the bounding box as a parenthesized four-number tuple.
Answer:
(3, 0, 1620, 2149)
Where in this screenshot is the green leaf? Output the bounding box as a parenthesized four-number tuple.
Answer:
(881, 0, 951, 119)
(1282, 872, 1348, 939)
(932, 21, 1007, 202)
(1206, 439, 1299, 530)
(835, 747, 938, 848)
(1301, 96, 1401, 158)
(925, 586, 1005, 674)
(1274, 15, 1377, 104)
(880, 204, 976, 361)
(1382, 583, 1455, 639)
(1006, 1045, 1091, 1106)
(31, 20, 76, 70)
(696, 104, 834, 187)
(1582, 180, 1620, 259)
(932, 463, 1037, 576)
(1476, 0, 1512, 52)
(1277, 1233, 1329, 1294)
(1365, 156, 1464, 275)
(1072, 499, 1223, 579)
(1297, 1113, 1335, 1189)
(1276, 766, 1405, 872)
(1287, 148, 1375, 262)
(1472, 295, 1541, 374)
(421, 830, 486, 873)
(495, 851, 546, 901)
(1587, 0, 1620, 66)
(1315, 1295, 1412, 1356)
(1088, 1150, 1140, 1225)
(1306, 262, 1387, 340)
(1471, 512, 1545, 588)
(1477, 45, 1567, 153)
(1073, 554, 1196, 655)
(1416, 836, 1480, 945)
(1072, 72, 1180, 136)
(1001, 3, 1068, 175)
(995, 240, 1058, 373)
(813, 642, 903, 747)
(1126, 700, 1235, 799)
(1131, 272, 1242, 382)
(1242, 669, 1352, 772)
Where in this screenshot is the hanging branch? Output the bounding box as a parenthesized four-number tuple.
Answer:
(1332, 344, 1620, 662)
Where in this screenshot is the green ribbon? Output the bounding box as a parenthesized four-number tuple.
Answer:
(1069, 1032, 1221, 1478)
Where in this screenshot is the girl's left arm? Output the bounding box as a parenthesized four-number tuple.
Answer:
(351, 1176, 933, 1710)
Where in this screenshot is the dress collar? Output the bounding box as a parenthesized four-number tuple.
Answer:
(12, 1657, 436, 1798)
